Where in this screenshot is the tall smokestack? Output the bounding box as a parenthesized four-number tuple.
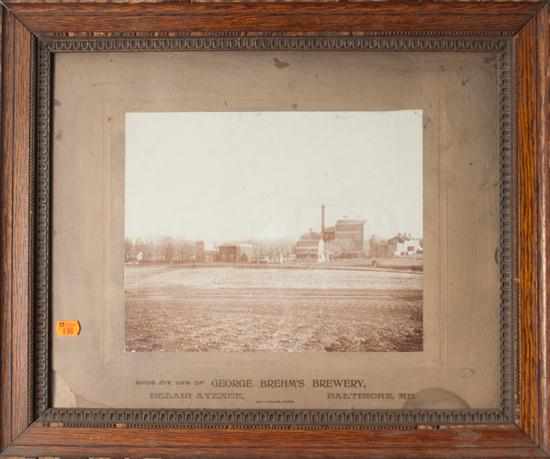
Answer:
(321, 204, 325, 239)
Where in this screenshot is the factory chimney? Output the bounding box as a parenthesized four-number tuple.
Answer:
(321, 204, 325, 240)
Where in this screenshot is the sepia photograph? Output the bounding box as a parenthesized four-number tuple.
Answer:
(124, 111, 423, 353)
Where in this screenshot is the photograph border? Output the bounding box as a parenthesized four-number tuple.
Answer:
(33, 35, 514, 428)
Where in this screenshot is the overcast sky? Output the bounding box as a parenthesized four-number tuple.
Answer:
(125, 111, 422, 243)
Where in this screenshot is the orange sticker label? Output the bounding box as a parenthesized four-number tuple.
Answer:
(56, 320, 81, 336)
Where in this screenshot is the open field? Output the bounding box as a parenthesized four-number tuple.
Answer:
(125, 265, 423, 352)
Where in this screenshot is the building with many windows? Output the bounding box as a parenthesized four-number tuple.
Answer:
(295, 206, 366, 261)
(295, 230, 322, 260)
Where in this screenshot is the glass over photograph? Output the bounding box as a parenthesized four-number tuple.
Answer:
(124, 111, 423, 353)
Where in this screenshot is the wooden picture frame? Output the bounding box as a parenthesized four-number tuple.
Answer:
(1, 0, 549, 457)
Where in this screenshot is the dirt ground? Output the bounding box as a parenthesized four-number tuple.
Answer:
(125, 265, 423, 352)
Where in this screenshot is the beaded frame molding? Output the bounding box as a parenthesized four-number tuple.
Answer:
(33, 35, 515, 429)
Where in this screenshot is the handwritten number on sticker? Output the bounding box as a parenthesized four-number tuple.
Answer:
(56, 320, 81, 336)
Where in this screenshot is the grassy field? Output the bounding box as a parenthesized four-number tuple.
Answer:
(125, 265, 423, 352)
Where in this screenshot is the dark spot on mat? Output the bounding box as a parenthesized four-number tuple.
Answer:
(273, 57, 290, 69)
(403, 388, 470, 410)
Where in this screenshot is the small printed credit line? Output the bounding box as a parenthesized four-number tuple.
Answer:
(256, 400, 296, 404)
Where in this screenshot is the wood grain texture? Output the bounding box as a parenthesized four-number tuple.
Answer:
(0, 9, 34, 452)
(536, 3, 550, 456)
(11, 13, 33, 440)
(0, 8, 14, 451)
(519, 11, 540, 425)
(516, 12, 540, 441)
(2, 445, 547, 458)
(5, 1, 544, 35)
(2, 422, 544, 458)
(0, 1, 549, 458)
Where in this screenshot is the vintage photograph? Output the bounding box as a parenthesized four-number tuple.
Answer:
(124, 111, 423, 352)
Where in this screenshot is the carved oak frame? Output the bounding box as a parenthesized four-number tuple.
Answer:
(1, 1, 549, 458)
